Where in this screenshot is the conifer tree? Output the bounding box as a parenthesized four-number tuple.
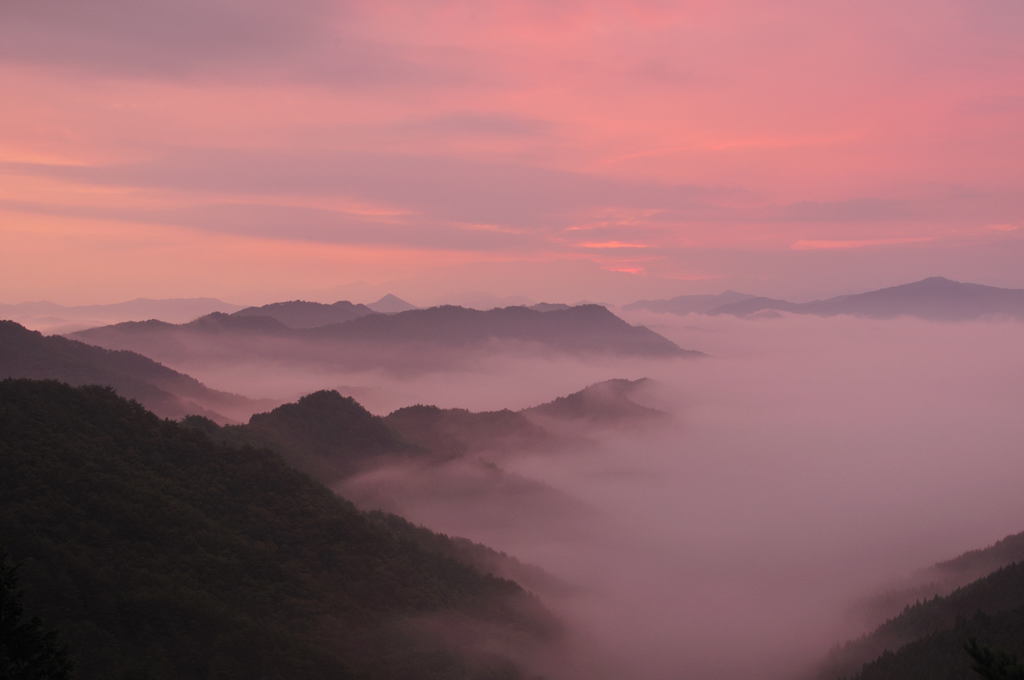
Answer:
(0, 552, 72, 680)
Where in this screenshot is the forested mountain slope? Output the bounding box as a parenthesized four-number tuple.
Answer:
(0, 379, 555, 680)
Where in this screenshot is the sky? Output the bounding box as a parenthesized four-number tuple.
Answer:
(1, 0, 1022, 305)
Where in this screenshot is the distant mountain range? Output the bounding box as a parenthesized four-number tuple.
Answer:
(232, 294, 417, 326)
(629, 277, 1024, 321)
(0, 294, 418, 333)
(306, 304, 689, 353)
(624, 290, 756, 315)
(233, 299, 376, 327)
(71, 303, 699, 370)
(711, 277, 1024, 320)
(0, 297, 242, 332)
(0, 320, 268, 422)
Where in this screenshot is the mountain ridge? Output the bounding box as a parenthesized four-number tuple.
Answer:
(0, 378, 555, 680)
(72, 303, 700, 370)
(708, 277, 1024, 320)
(0, 320, 268, 422)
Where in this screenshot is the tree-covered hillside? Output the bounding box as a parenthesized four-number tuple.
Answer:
(0, 379, 555, 680)
(819, 562, 1024, 680)
(0, 320, 265, 422)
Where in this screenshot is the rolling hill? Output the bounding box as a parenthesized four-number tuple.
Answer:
(819, 530, 1024, 680)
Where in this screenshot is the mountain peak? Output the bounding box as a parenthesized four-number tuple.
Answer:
(913, 276, 958, 286)
(367, 293, 417, 314)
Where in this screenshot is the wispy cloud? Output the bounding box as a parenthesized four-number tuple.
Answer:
(790, 237, 933, 251)
(576, 241, 652, 249)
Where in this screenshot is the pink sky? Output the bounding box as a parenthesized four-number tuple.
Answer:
(1, 0, 1022, 305)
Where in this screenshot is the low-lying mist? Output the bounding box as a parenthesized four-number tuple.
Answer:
(179, 313, 1024, 679)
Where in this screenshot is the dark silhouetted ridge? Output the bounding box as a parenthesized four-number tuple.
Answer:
(0, 320, 262, 422)
(0, 379, 554, 680)
(236, 390, 413, 478)
(818, 528, 1024, 680)
(385, 404, 553, 458)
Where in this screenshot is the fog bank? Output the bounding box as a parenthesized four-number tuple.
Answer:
(178, 313, 1024, 678)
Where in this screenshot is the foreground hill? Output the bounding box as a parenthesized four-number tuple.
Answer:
(818, 530, 1024, 680)
(822, 564, 1024, 680)
(853, 530, 1024, 627)
(73, 304, 699, 371)
(709, 277, 1024, 320)
(0, 320, 266, 422)
(205, 390, 418, 482)
(0, 379, 555, 680)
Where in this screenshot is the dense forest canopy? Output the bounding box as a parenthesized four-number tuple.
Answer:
(0, 379, 555, 680)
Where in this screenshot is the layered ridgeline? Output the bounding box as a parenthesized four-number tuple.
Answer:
(186, 378, 663, 539)
(817, 530, 1024, 680)
(0, 297, 241, 333)
(190, 378, 665, 485)
(625, 277, 1024, 320)
(851, 532, 1024, 628)
(0, 379, 556, 680)
(232, 299, 376, 328)
(0, 294, 415, 334)
(0, 320, 268, 423)
(624, 290, 756, 315)
(72, 303, 698, 371)
(707, 277, 1024, 320)
(226, 294, 416, 324)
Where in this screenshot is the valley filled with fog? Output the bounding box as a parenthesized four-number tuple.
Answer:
(134, 311, 1024, 679)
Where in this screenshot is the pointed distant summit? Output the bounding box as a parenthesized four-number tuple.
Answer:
(367, 294, 417, 314)
(909, 276, 957, 287)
